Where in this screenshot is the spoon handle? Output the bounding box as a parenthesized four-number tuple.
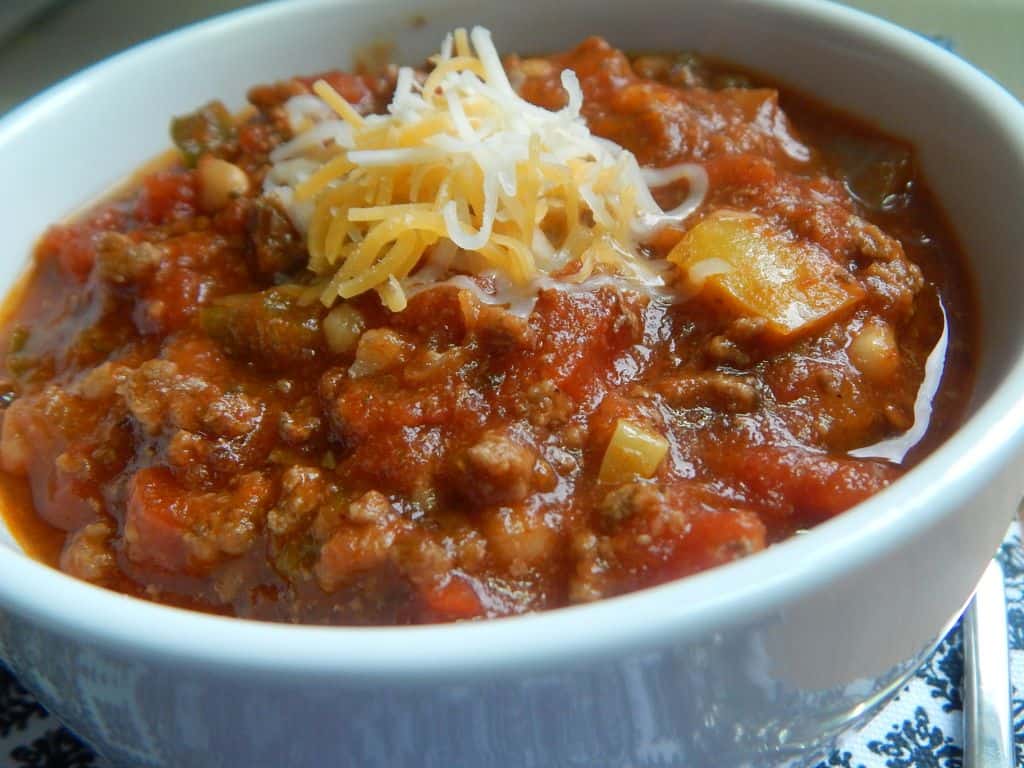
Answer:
(963, 558, 1014, 767)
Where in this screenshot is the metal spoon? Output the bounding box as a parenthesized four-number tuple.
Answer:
(962, 555, 1014, 767)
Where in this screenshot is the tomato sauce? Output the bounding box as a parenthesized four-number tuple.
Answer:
(0, 40, 975, 624)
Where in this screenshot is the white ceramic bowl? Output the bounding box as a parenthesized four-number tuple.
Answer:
(1, 1, 1022, 766)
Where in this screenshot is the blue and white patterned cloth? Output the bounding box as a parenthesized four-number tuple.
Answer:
(808, 525, 1024, 768)
(0, 525, 1020, 768)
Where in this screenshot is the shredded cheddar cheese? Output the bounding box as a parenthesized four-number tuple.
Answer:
(264, 26, 708, 312)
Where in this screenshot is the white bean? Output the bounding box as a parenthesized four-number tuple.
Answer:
(197, 155, 249, 212)
(323, 304, 366, 355)
(849, 320, 899, 382)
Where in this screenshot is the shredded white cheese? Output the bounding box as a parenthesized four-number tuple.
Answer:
(264, 26, 707, 313)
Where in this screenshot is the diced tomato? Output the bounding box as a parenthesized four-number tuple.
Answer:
(133, 231, 250, 335)
(124, 467, 192, 572)
(1, 398, 99, 532)
(134, 169, 197, 225)
(422, 574, 485, 621)
(34, 207, 126, 282)
(39, 222, 105, 281)
(45, 226, 96, 282)
(608, 482, 766, 581)
(528, 289, 644, 402)
(665, 508, 767, 575)
(705, 153, 777, 190)
(160, 333, 236, 388)
(705, 444, 901, 527)
(326, 375, 483, 494)
(136, 266, 204, 334)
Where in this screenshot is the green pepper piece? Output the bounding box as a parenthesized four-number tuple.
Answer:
(170, 101, 236, 167)
(200, 288, 326, 368)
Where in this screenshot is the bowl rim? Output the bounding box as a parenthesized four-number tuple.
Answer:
(0, 0, 1022, 679)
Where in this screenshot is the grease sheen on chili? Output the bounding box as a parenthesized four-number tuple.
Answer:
(0, 39, 976, 624)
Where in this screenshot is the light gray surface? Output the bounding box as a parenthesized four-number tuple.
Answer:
(0, 0, 257, 114)
(0, 0, 63, 46)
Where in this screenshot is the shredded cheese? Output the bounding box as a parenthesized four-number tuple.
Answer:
(265, 26, 708, 312)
